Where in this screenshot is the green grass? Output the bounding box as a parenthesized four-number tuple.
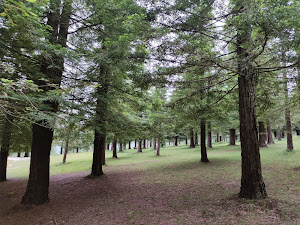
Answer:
(7, 136, 300, 180)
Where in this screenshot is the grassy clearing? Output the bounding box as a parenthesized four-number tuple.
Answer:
(4, 136, 300, 224)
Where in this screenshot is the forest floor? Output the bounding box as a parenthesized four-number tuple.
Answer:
(0, 137, 300, 225)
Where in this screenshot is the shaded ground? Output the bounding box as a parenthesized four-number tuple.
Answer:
(1, 159, 299, 225)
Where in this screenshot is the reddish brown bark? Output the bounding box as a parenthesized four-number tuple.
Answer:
(153, 138, 157, 150)
(237, 16, 266, 198)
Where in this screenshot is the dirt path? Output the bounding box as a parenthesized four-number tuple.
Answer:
(0, 167, 299, 225)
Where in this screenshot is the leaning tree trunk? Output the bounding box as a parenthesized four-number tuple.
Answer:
(62, 135, 69, 163)
(22, 0, 72, 205)
(207, 122, 212, 148)
(0, 114, 13, 182)
(200, 120, 209, 162)
(236, 9, 266, 198)
(157, 135, 160, 156)
(266, 121, 275, 144)
(189, 128, 195, 148)
(112, 138, 117, 158)
(258, 121, 267, 147)
(137, 140, 142, 152)
(229, 128, 236, 146)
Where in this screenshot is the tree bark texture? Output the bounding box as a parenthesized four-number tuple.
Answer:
(91, 131, 105, 176)
(236, 7, 267, 198)
(229, 129, 236, 146)
(189, 128, 195, 148)
(112, 138, 117, 158)
(200, 120, 209, 162)
(266, 122, 275, 144)
(0, 115, 13, 182)
(22, 0, 72, 205)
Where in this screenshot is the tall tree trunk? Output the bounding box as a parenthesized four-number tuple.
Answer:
(266, 121, 275, 144)
(189, 128, 195, 148)
(134, 140, 137, 149)
(258, 121, 267, 147)
(153, 138, 157, 150)
(150, 139, 152, 147)
(62, 135, 69, 163)
(112, 138, 117, 158)
(0, 115, 13, 182)
(60, 146, 63, 154)
(207, 122, 212, 148)
(76, 147, 79, 153)
(107, 144, 109, 150)
(229, 129, 236, 146)
(128, 141, 131, 149)
(175, 136, 178, 146)
(277, 126, 281, 140)
(101, 141, 105, 166)
(236, 8, 266, 198)
(200, 120, 209, 162)
(143, 139, 146, 149)
(195, 132, 198, 145)
(157, 135, 160, 156)
(185, 137, 188, 145)
(216, 132, 219, 142)
(22, 0, 72, 205)
(137, 140, 142, 152)
(282, 53, 294, 151)
(91, 130, 105, 175)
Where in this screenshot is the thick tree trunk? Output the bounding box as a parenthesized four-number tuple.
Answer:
(237, 14, 266, 198)
(229, 129, 236, 146)
(137, 140, 142, 153)
(107, 144, 109, 150)
(266, 122, 275, 144)
(0, 115, 13, 182)
(76, 147, 79, 153)
(112, 138, 117, 158)
(195, 132, 198, 145)
(175, 136, 178, 146)
(216, 132, 219, 142)
(277, 126, 281, 140)
(200, 120, 209, 162)
(153, 138, 157, 150)
(157, 135, 160, 156)
(101, 141, 105, 165)
(258, 121, 267, 147)
(62, 135, 69, 163)
(91, 130, 105, 175)
(22, 0, 72, 205)
(189, 128, 195, 148)
(21, 122, 54, 205)
(207, 122, 212, 148)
